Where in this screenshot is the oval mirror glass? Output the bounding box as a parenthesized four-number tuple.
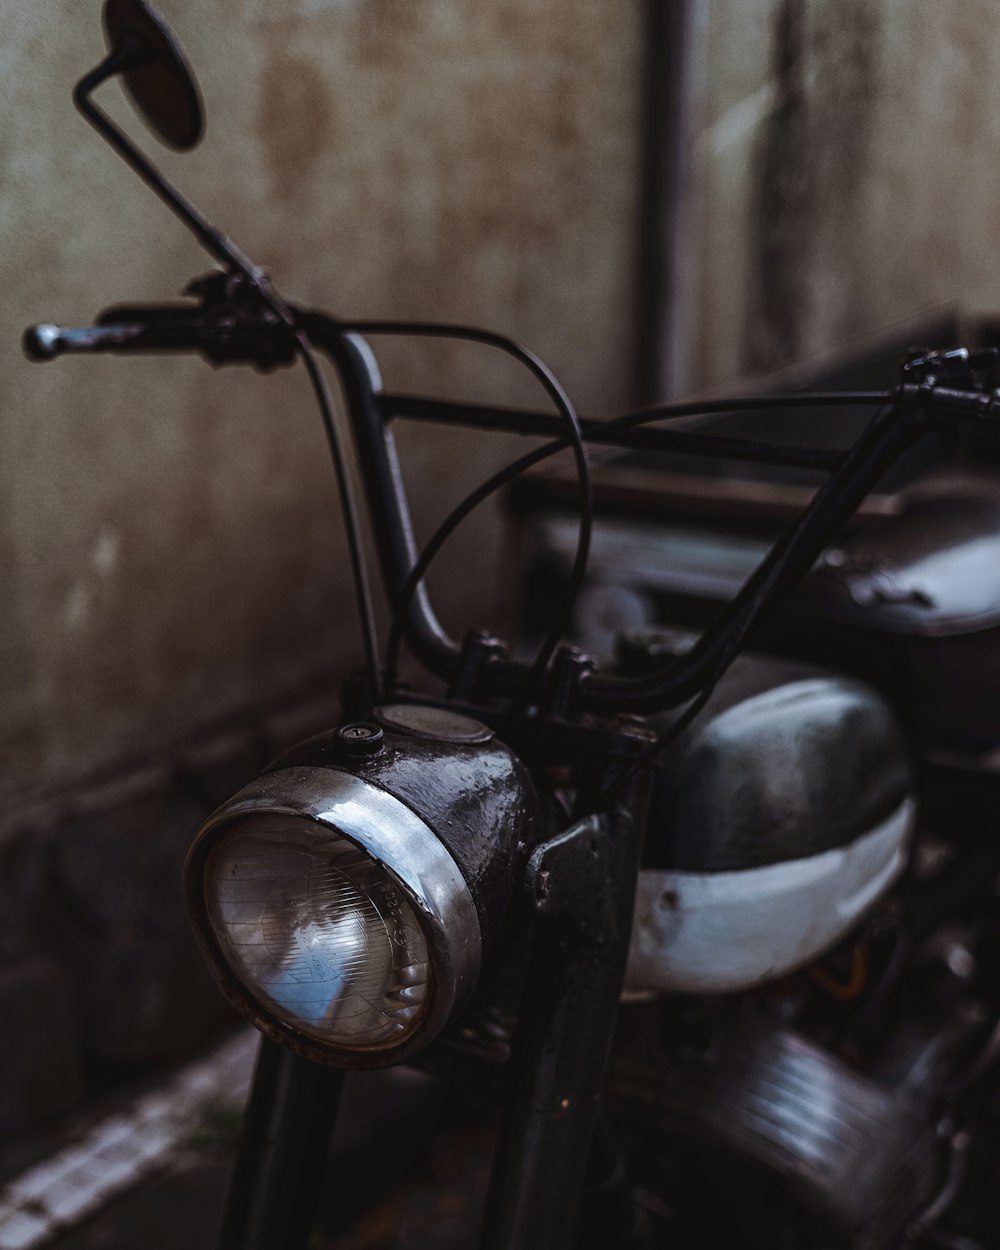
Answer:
(102, 0, 204, 150)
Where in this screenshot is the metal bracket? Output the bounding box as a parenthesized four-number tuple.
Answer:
(448, 630, 509, 702)
(526, 815, 613, 941)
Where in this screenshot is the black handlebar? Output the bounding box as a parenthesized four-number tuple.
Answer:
(23, 292, 1000, 719)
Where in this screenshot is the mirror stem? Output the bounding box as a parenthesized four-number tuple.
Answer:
(73, 33, 384, 705)
(73, 43, 279, 313)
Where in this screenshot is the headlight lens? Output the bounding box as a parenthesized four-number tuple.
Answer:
(185, 765, 483, 1067)
(205, 815, 431, 1050)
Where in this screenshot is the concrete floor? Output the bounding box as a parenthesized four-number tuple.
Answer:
(21, 1042, 495, 1250)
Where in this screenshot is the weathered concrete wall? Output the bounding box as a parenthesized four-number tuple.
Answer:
(674, 0, 1000, 395)
(0, 0, 643, 814)
(0, 0, 644, 1141)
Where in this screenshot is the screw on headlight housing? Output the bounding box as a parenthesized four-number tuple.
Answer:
(184, 705, 540, 1068)
(334, 721, 384, 754)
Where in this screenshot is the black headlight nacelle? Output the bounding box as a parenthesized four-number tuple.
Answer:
(184, 704, 540, 1068)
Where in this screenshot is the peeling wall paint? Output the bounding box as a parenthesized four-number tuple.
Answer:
(0, 1, 643, 813)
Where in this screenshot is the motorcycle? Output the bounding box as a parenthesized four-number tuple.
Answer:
(23, 3, 1000, 1247)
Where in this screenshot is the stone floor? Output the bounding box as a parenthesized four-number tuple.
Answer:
(0, 1031, 495, 1250)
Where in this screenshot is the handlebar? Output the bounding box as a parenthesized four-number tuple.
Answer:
(23, 288, 1000, 719)
(298, 313, 1000, 716)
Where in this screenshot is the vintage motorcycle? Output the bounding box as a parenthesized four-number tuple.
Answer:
(23, 3, 1000, 1248)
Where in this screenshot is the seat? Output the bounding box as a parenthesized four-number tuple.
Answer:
(779, 472, 1000, 756)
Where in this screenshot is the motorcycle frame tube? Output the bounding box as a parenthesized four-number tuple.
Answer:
(378, 393, 846, 470)
(297, 312, 935, 717)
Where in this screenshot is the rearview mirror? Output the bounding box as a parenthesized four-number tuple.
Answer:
(102, 0, 203, 150)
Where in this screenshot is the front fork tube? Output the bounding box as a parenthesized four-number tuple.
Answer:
(216, 760, 651, 1250)
(216, 1040, 343, 1250)
(479, 763, 653, 1250)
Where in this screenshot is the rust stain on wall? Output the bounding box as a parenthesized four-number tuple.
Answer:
(355, 0, 424, 72)
(257, 44, 337, 197)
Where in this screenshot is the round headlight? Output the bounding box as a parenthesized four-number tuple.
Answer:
(185, 764, 484, 1067)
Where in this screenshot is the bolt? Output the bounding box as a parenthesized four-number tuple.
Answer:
(335, 722, 384, 754)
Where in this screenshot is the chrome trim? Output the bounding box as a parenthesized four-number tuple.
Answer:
(185, 765, 482, 1068)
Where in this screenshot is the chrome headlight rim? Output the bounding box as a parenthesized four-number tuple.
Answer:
(184, 765, 482, 1068)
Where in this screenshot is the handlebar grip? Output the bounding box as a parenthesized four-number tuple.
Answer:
(23, 322, 145, 361)
(23, 310, 296, 370)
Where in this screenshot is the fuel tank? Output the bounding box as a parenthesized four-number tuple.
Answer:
(622, 633, 915, 994)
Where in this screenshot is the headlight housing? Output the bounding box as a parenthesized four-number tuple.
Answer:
(184, 705, 539, 1068)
